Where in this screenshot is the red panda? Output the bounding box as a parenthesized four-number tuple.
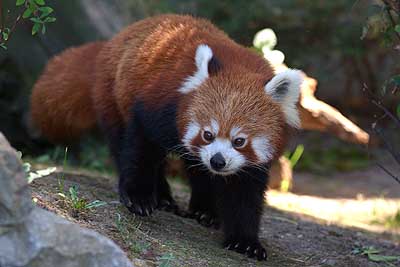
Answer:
(30, 41, 105, 143)
(30, 14, 304, 261)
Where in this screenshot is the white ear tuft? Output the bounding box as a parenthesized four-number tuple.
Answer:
(265, 69, 304, 128)
(178, 44, 213, 94)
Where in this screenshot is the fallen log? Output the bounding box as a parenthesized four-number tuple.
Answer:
(268, 68, 370, 189)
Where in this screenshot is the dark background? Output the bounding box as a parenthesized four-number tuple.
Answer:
(0, 0, 398, 155)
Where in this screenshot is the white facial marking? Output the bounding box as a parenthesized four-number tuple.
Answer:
(178, 44, 213, 94)
(265, 69, 304, 128)
(199, 138, 246, 176)
(230, 126, 242, 138)
(210, 119, 219, 134)
(182, 121, 200, 151)
(252, 136, 274, 162)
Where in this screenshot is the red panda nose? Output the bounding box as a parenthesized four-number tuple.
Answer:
(210, 152, 226, 171)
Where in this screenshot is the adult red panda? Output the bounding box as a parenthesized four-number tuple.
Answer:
(30, 14, 304, 261)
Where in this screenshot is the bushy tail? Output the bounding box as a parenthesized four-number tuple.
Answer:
(30, 41, 105, 144)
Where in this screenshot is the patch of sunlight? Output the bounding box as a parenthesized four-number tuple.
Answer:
(266, 190, 400, 235)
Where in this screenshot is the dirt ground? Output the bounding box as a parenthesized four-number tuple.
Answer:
(29, 168, 400, 267)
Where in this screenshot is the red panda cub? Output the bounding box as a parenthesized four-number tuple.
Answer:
(30, 15, 303, 261)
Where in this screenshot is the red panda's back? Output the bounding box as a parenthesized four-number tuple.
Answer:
(93, 14, 263, 125)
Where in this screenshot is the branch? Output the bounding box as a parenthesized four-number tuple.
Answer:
(377, 163, 400, 184)
(372, 124, 400, 165)
(6, 13, 22, 42)
(363, 84, 400, 128)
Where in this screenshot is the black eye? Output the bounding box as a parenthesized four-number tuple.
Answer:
(232, 137, 246, 148)
(203, 131, 214, 142)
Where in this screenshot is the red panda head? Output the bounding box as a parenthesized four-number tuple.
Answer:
(178, 44, 304, 176)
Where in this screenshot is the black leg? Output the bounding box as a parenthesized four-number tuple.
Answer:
(118, 115, 158, 216)
(156, 159, 179, 212)
(118, 113, 176, 216)
(217, 167, 269, 261)
(185, 159, 220, 228)
(98, 118, 125, 173)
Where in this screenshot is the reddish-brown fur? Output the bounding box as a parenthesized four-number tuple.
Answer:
(31, 14, 285, 158)
(30, 15, 295, 261)
(30, 41, 104, 143)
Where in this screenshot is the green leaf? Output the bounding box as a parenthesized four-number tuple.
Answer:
(32, 23, 41, 35)
(39, 6, 53, 18)
(16, 0, 26, 6)
(44, 16, 56, 23)
(362, 247, 380, 255)
(85, 200, 107, 209)
(396, 104, 400, 119)
(41, 24, 46, 34)
(69, 186, 78, 202)
(2, 31, 9, 41)
(22, 7, 33, 18)
(0, 43, 7, 50)
(395, 25, 400, 33)
(30, 17, 42, 23)
(368, 254, 400, 262)
(34, 0, 45, 5)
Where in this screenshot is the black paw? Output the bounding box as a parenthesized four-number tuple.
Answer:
(224, 239, 267, 261)
(120, 189, 158, 217)
(158, 198, 179, 214)
(188, 210, 220, 229)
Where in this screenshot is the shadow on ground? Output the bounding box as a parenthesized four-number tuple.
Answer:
(30, 171, 399, 267)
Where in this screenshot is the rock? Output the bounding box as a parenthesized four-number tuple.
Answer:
(0, 132, 135, 267)
(0, 133, 33, 225)
(0, 209, 134, 267)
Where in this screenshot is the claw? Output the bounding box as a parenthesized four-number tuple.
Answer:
(133, 204, 142, 215)
(246, 246, 251, 252)
(144, 208, 150, 216)
(200, 214, 206, 220)
(234, 243, 240, 249)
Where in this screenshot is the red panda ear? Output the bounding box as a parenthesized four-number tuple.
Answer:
(178, 44, 215, 94)
(208, 55, 221, 76)
(265, 69, 304, 128)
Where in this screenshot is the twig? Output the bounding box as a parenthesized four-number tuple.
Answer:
(377, 162, 400, 184)
(0, 2, 26, 45)
(363, 84, 400, 128)
(382, 0, 400, 42)
(372, 124, 400, 166)
(6, 13, 22, 41)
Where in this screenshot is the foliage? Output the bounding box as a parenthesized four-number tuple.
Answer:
(362, 0, 400, 185)
(115, 213, 152, 256)
(352, 245, 400, 266)
(57, 185, 107, 212)
(383, 209, 400, 229)
(0, 0, 56, 49)
(158, 253, 175, 267)
(296, 145, 370, 174)
(54, 147, 107, 214)
(27, 139, 115, 175)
